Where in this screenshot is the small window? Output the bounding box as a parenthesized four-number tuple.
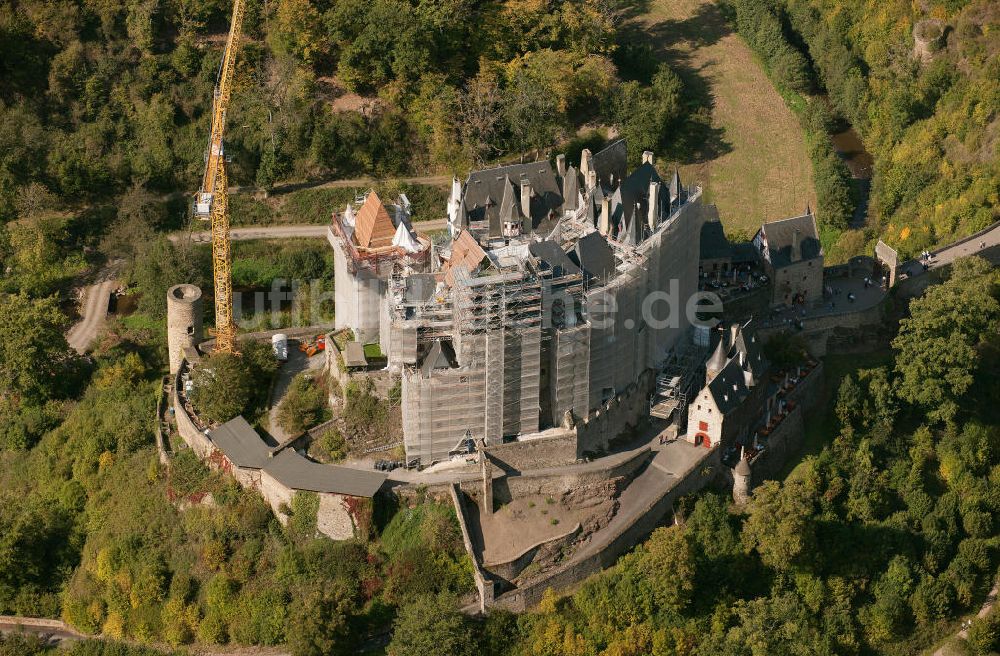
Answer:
(459, 376, 469, 383)
(697, 404, 701, 410)
(698, 421, 708, 431)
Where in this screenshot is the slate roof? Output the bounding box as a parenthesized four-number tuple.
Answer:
(265, 449, 386, 497)
(669, 170, 683, 202)
(354, 191, 396, 249)
(569, 232, 617, 281)
(420, 339, 455, 377)
(210, 416, 271, 469)
(495, 177, 526, 235)
(592, 139, 627, 190)
(731, 320, 766, 379)
(759, 213, 822, 268)
(615, 162, 665, 235)
(706, 357, 752, 415)
(463, 162, 562, 233)
(528, 240, 581, 277)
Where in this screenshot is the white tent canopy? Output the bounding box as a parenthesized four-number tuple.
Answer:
(392, 221, 421, 253)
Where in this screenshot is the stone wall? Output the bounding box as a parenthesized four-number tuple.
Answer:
(172, 373, 213, 458)
(577, 370, 656, 456)
(488, 447, 718, 612)
(758, 299, 886, 357)
(748, 407, 805, 485)
(482, 523, 582, 583)
(721, 286, 771, 323)
(450, 484, 495, 612)
(742, 360, 825, 486)
(484, 431, 580, 473)
(771, 258, 823, 306)
(495, 447, 650, 502)
(173, 357, 362, 542)
(318, 493, 357, 541)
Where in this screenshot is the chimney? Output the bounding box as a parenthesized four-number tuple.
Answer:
(580, 148, 592, 176)
(556, 154, 566, 178)
(647, 181, 660, 231)
(599, 197, 611, 236)
(642, 150, 654, 165)
(586, 169, 597, 190)
(791, 229, 802, 262)
(520, 179, 532, 220)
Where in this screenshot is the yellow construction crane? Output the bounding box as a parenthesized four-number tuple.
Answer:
(193, 0, 246, 354)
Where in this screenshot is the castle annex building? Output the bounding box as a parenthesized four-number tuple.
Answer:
(752, 212, 823, 305)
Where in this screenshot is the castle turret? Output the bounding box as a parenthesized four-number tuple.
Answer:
(705, 335, 728, 384)
(166, 284, 203, 375)
(733, 454, 751, 504)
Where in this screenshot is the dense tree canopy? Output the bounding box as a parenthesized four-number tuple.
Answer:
(892, 257, 999, 423)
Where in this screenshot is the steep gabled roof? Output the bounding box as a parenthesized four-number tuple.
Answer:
(617, 162, 664, 235)
(592, 139, 627, 190)
(496, 177, 526, 234)
(529, 240, 581, 277)
(420, 339, 455, 377)
(732, 320, 767, 379)
(570, 232, 616, 281)
(706, 357, 752, 415)
(443, 230, 488, 286)
(354, 191, 396, 249)
(758, 213, 822, 267)
(562, 165, 580, 211)
(669, 170, 683, 201)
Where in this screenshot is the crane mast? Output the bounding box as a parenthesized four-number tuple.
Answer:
(193, 0, 246, 354)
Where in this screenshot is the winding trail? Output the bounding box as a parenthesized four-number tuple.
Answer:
(169, 218, 449, 244)
(65, 261, 123, 354)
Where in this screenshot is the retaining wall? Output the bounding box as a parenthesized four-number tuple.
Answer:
(488, 447, 718, 612)
(484, 431, 579, 472)
(491, 447, 651, 503)
(172, 358, 359, 541)
(450, 484, 495, 612)
(482, 523, 582, 583)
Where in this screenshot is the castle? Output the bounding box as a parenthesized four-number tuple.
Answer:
(328, 140, 705, 466)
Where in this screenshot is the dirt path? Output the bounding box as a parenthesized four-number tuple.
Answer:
(628, 0, 816, 234)
(66, 261, 123, 354)
(169, 218, 448, 244)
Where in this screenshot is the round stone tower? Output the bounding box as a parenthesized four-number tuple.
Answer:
(733, 456, 752, 505)
(167, 284, 204, 375)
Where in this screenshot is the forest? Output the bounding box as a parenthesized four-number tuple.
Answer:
(724, 0, 998, 258)
(0, 0, 687, 223)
